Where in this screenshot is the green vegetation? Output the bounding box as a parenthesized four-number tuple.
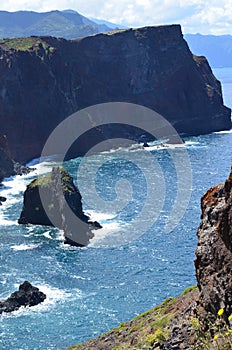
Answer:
(28, 167, 72, 190)
(191, 308, 232, 349)
(28, 172, 52, 189)
(104, 28, 126, 36)
(146, 327, 169, 346)
(67, 289, 190, 350)
(67, 288, 232, 349)
(181, 285, 197, 296)
(0, 37, 55, 53)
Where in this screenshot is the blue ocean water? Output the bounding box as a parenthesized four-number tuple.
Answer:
(0, 68, 232, 350)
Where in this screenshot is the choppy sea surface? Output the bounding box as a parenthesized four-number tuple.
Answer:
(0, 68, 232, 350)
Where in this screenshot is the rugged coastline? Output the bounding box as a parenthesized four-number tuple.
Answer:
(0, 25, 230, 164)
(68, 167, 232, 349)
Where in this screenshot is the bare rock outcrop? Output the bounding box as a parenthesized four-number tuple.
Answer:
(195, 167, 232, 321)
(0, 281, 46, 314)
(18, 167, 101, 246)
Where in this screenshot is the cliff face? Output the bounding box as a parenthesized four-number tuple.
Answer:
(195, 167, 232, 321)
(0, 25, 230, 162)
(0, 134, 30, 183)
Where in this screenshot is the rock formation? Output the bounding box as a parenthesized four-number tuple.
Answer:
(18, 167, 101, 246)
(195, 167, 232, 322)
(0, 25, 230, 163)
(0, 281, 46, 314)
(68, 167, 232, 349)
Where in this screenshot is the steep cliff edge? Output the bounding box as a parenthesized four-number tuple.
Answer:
(0, 134, 31, 185)
(0, 25, 230, 163)
(68, 167, 232, 349)
(195, 167, 232, 322)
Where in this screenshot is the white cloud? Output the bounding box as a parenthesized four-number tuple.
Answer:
(0, 0, 232, 34)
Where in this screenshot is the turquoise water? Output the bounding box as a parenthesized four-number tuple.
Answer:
(0, 68, 232, 350)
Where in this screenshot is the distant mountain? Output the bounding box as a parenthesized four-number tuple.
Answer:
(89, 17, 127, 30)
(0, 10, 231, 68)
(185, 33, 232, 68)
(0, 10, 112, 39)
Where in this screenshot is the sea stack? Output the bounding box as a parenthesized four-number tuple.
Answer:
(18, 167, 101, 246)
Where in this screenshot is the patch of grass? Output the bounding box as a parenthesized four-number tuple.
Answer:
(67, 287, 198, 350)
(0, 37, 55, 53)
(151, 314, 173, 329)
(28, 172, 52, 189)
(181, 285, 197, 296)
(146, 327, 169, 346)
(28, 167, 73, 191)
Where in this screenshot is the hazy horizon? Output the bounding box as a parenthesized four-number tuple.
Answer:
(0, 1, 232, 35)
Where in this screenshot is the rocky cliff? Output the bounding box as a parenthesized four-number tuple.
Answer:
(18, 167, 101, 246)
(0, 134, 31, 184)
(0, 25, 230, 163)
(195, 167, 232, 323)
(68, 167, 232, 349)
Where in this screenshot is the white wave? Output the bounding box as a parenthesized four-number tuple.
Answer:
(214, 129, 232, 134)
(0, 157, 57, 200)
(1, 283, 82, 318)
(89, 222, 122, 247)
(43, 231, 52, 239)
(0, 158, 59, 227)
(87, 210, 116, 222)
(101, 146, 124, 154)
(185, 141, 200, 146)
(72, 275, 89, 280)
(0, 218, 17, 226)
(11, 243, 41, 251)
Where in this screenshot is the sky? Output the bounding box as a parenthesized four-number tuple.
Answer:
(1, 0, 232, 34)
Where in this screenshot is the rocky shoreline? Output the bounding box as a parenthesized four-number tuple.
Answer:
(68, 167, 232, 349)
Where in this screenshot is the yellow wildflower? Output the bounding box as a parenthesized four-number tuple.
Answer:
(214, 334, 219, 340)
(217, 308, 224, 316)
(228, 314, 232, 321)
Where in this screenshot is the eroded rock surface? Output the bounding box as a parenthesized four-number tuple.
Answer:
(0, 281, 46, 314)
(195, 167, 232, 321)
(18, 167, 101, 246)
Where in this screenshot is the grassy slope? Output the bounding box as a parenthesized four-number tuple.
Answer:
(67, 286, 198, 350)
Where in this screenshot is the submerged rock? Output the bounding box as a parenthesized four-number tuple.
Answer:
(18, 167, 101, 246)
(0, 281, 46, 314)
(0, 196, 6, 205)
